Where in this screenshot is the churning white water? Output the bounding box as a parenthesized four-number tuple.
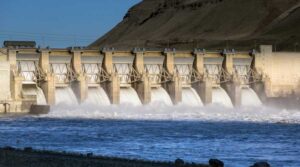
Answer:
(46, 104, 300, 124)
(212, 87, 233, 107)
(120, 87, 142, 105)
(241, 87, 262, 106)
(84, 87, 110, 106)
(182, 88, 203, 106)
(151, 87, 173, 105)
(55, 87, 78, 105)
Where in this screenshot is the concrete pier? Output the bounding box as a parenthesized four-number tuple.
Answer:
(101, 50, 120, 104)
(132, 50, 151, 104)
(163, 50, 182, 104)
(192, 50, 212, 105)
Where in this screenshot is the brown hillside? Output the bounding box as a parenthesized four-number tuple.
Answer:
(89, 0, 300, 51)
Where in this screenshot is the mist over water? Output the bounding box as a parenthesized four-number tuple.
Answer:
(47, 104, 300, 124)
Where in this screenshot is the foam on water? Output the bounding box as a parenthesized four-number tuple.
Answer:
(241, 87, 262, 106)
(181, 87, 203, 106)
(83, 87, 110, 106)
(151, 87, 173, 105)
(120, 87, 142, 106)
(212, 87, 233, 107)
(45, 103, 300, 124)
(55, 87, 78, 105)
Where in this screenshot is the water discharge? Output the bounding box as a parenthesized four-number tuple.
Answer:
(181, 87, 203, 106)
(22, 85, 47, 105)
(241, 87, 262, 106)
(36, 87, 47, 105)
(151, 87, 173, 105)
(84, 87, 110, 105)
(55, 87, 78, 105)
(212, 87, 233, 107)
(120, 87, 142, 105)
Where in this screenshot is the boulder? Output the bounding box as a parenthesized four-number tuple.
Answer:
(250, 162, 271, 167)
(209, 159, 224, 167)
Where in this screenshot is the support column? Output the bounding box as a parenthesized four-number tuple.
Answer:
(101, 50, 120, 104)
(40, 74, 55, 105)
(132, 50, 151, 104)
(222, 51, 241, 107)
(221, 79, 242, 107)
(250, 51, 267, 103)
(192, 80, 212, 105)
(192, 50, 212, 105)
(102, 51, 114, 74)
(162, 50, 182, 104)
(71, 51, 87, 103)
(8, 49, 22, 112)
(0, 62, 11, 113)
(101, 74, 120, 104)
(193, 50, 205, 75)
(39, 50, 55, 105)
(257, 45, 273, 97)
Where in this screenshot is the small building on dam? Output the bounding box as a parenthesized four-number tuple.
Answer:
(0, 41, 300, 113)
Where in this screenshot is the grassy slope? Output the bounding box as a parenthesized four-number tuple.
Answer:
(90, 0, 300, 51)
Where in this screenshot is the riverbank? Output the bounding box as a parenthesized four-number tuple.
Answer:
(0, 147, 210, 167)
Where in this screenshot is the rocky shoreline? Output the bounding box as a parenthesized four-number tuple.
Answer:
(0, 147, 271, 167)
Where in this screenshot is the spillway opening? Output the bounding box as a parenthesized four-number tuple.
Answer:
(84, 87, 111, 106)
(151, 87, 173, 105)
(22, 85, 47, 105)
(120, 87, 142, 106)
(182, 87, 203, 106)
(212, 87, 233, 108)
(55, 87, 78, 105)
(241, 87, 262, 107)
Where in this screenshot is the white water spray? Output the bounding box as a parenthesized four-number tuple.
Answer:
(181, 87, 203, 106)
(36, 87, 47, 105)
(212, 87, 233, 108)
(151, 87, 173, 105)
(22, 86, 47, 105)
(83, 87, 110, 106)
(46, 104, 300, 124)
(241, 87, 262, 106)
(120, 87, 142, 106)
(55, 87, 78, 105)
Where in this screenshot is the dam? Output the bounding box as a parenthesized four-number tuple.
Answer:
(0, 43, 299, 113)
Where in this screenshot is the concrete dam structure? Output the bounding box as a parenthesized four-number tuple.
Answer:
(0, 44, 299, 113)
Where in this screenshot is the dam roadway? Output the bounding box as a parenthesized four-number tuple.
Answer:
(0, 44, 300, 113)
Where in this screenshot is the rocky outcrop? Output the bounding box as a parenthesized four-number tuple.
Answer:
(90, 0, 300, 51)
(0, 147, 209, 167)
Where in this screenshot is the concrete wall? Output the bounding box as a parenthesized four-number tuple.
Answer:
(257, 46, 300, 97)
(2, 46, 300, 112)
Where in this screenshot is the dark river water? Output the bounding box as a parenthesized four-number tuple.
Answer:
(0, 113, 299, 167)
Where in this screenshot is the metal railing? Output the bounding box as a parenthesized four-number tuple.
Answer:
(114, 63, 142, 84)
(204, 64, 231, 84)
(233, 65, 262, 84)
(17, 61, 46, 83)
(145, 64, 172, 84)
(50, 63, 77, 84)
(82, 63, 110, 84)
(175, 64, 202, 85)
